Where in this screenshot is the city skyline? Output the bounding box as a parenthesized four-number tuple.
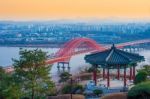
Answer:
(0, 0, 150, 21)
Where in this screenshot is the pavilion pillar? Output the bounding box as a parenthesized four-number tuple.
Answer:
(124, 66, 127, 87)
(107, 68, 110, 87)
(93, 65, 97, 85)
(133, 66, 136, 80)
(103, 68, 105, 80)
(129, 67, 132, 80)
(117, 65, 120, 80)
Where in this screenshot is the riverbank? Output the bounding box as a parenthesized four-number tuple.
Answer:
(0, 44, 63, 48)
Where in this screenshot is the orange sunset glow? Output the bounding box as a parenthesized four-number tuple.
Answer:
(0, 0, 150, 20)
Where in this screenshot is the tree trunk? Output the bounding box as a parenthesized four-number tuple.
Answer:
(31, 87, 35, 99)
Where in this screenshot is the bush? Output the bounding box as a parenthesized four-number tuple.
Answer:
(128, 81, 150, 99)
(86, 67, 101, 73)
(93, 89, 103, 96)
(138, 65, 150, 76)
(62, 85, 72, 94)
(59, 72, 72, 83)
(134, 71, 147, 84)
(74, 84, 83, 90)
(73, 84, 84, 94)
(61, 84, 84, 94)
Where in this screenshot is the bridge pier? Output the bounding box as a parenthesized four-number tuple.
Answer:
(57, 63, 60, 71)
(57, 62, 70, 72)
(122, 43, 150, 53)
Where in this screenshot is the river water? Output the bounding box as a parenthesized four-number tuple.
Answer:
(0, 47, 150, 81)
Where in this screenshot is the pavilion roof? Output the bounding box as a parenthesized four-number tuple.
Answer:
(84, 44, 144, 66)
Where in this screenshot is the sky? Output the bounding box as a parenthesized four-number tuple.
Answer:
(0, 0, 150, 21)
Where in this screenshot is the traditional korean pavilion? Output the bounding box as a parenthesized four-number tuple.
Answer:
(84, 44, 144, 87)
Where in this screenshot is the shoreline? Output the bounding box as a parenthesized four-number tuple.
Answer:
(0, 44, 63, 48)
(0, 43, 107, 48)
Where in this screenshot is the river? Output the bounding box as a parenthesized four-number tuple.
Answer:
(0, 47, 150, 81)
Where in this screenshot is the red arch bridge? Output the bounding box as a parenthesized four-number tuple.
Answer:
(5, 38, 150, 72)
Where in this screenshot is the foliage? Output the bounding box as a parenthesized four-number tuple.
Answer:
(134, 71, 148, 84)
(13, 49, 55, 99)
(0, 66, 22, 99)
(0, 66, 5, 76)
(84, 66, 101, 73)
(134, 65, 150, 84)
(62, 84, 84, 94)
(59, 72, 72, 83)
(74, 84, 83, 90)
(73, 84, 84, 94)
(128, 81, 150, 99)
(138, 65, 150, 76)
(61, 84, 72, 94)
(93, 89, 103, 96)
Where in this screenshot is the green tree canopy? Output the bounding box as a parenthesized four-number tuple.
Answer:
(134, 71, 148, 84)
(13, 49, 55, 99)
(0, 66, 22, 99)
(128, 81, 150, 99)
(59, 72, 72, 83)
(138, 65, 150, 76)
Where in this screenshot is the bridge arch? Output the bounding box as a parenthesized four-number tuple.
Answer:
(56, 38, 105, 58)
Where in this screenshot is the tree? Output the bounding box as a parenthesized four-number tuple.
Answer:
(59, 72, 72, 83)
(0, 66, 22, 99)
(128, 81, 150, 99)
(0, 66, 8, 99)
(134, 65, 150, 84)
(138, 65, 150, 76)
(13, 49, 55, 99)
(134, 71, 148, 84)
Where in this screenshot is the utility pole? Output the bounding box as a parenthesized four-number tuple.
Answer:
(70, 77, 73, 99)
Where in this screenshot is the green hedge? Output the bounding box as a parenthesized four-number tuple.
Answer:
(128, 81, 150, 99)
(62, 84, 84, 94)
